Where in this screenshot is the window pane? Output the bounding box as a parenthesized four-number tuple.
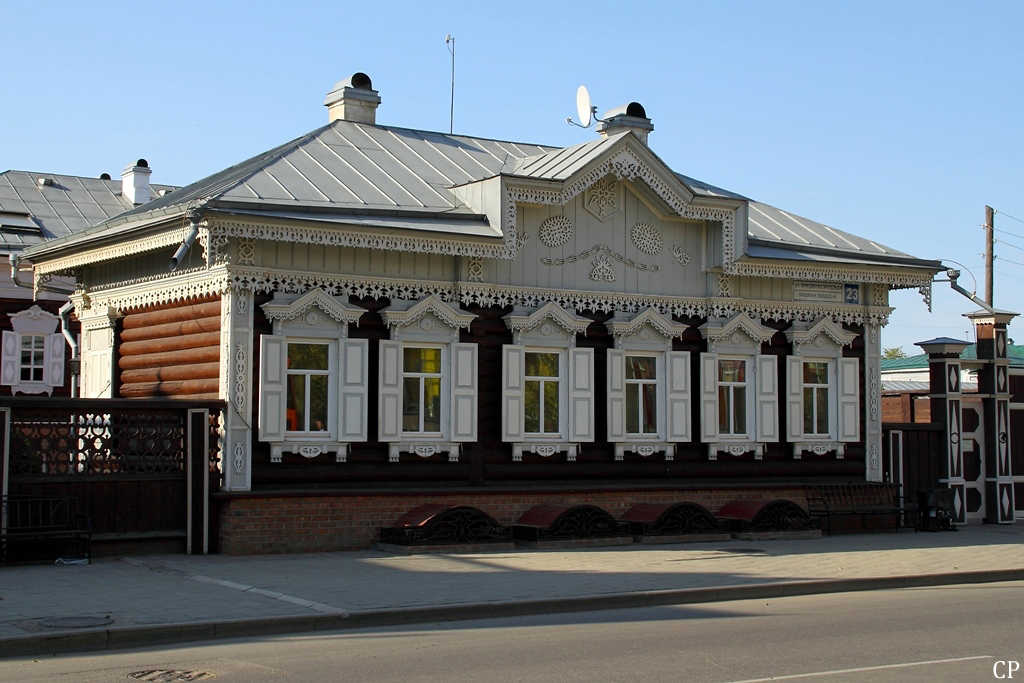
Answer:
(803, 386, 814, 434)
(732, 387, 746, 435)
(287, 375, 306, 431)
(803, 361, 828, 385)
(626, 356, 656, 380)
(288, 343, 329, 371)
(816, 387, 829, 435)
(525, 380, 540, 433)
(423, 377, 441, 432)
(718, 387, 731, 434)
(526, 352, 559, 377)
(626, 384, 639, 434)
(309, 375, 328, 431)
(402, 377, 421, 431)
(403, 347, 441, 374)
(543, 381, 559, 433)
(719, 359, 745, 382)
(641, 383, 658, 433)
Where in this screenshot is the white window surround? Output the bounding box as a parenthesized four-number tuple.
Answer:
(785, 317, 860, 458)
(378, 295, 478, 463)
(699, 313, 779, 460)
(606, 308, 690, 461)
(259, 289, 368, 463)
(1, 305, 65, 396)
(502, 302, 594, 462)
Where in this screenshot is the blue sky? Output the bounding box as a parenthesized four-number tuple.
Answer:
(3, 1, 1022, 353)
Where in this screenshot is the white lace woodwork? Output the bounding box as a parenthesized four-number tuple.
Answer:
(631, 222, 662, 255)
(784, 317, 860, 460)
(606, 308, 690, 461)
(541, 244, 661, 272)
(863, 322, 883, 481)
(378, 295, 478, 462)
(258, 290, 368, 467)
(502, 303, 595, 461)
(221, 289, 254, 488)
(0, 306, 65, 396)
(539, 216, 574, 247)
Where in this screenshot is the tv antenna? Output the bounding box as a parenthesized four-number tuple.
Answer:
(566, 85, 603, 128)
(445, 34, 455, 134)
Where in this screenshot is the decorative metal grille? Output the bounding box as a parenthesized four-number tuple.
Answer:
(634, 502, 724, 536)
(379, 506, 511, 546)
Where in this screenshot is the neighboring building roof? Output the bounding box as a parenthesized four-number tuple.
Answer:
(0, 170, 177, 250)
(881, 342, 1024, 373)
(881, 379, 979, 393)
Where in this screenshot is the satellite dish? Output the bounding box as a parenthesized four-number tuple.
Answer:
(576, 85, 593, 128)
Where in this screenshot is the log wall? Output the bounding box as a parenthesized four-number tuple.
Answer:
(117, 298, 222, 399)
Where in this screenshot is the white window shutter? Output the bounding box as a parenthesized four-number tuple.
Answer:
(44, 333, 65, 393)
(502, 345, 525, 442)
(568, 347, 595, 442)
(1, 331, 19, 389)
(378, 340, 402, 441)
(755, 354, 779, 442)
(838, 357, 861, 442)
(258, 335, 287, 441)
(606, 349, 626, 441)
(786, 356, 804, 442)
(699, 352, 718, 442)
(338, 338, 368, 441)
(666, 351, 691, 442)
(450, 342, 478, 442)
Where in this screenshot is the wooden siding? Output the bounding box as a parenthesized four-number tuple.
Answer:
(117, 298, 221, 399)
(253, 241, 456, 281)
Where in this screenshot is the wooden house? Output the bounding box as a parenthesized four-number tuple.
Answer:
(20, 73, 946, 551)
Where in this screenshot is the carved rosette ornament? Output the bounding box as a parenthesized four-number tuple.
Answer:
(631, 222, 662, 255)
(539, 216, 573, 248)
(584, 177, 622, 221)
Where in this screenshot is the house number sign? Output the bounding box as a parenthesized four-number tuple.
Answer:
(793, 281, 860, 304)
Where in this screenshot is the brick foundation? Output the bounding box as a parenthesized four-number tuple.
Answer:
(215, 486, 807, 554)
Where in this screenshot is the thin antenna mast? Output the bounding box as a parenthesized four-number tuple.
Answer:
(445, 34, 455, 134)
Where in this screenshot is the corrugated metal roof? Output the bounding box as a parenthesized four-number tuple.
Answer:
(0, 170, 176, 250)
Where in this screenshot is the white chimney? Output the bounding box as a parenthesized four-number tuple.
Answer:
(121, 159, 152, 205)
(597, 102, 654, 145)
(324, 72, 380, 125)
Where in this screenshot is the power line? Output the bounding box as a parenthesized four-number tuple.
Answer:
(994, 208, 1024, 225)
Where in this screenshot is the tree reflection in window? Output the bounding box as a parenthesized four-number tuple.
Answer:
(525, 352, 560, 434)
(287, 343, 329, 432)
(402, 347, 442, 433)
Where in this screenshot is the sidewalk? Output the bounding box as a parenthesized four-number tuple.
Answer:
(3, 523, 1024, 657)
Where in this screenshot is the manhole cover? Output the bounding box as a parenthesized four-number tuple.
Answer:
(38, 616, 114, 629)
(128, 671, 216, 681)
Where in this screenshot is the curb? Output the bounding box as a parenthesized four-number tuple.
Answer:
(3, 568, 1023, 658)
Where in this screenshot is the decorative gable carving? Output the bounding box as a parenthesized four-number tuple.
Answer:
(583, 176, 623, 222)
(700, 312, 776, 352)
(261, 288, 364, 326)
(607, 308, 688, 344)
(785, 316, 857, 352)
(503, 301, 591, 345)
(380, 294, 477, 342)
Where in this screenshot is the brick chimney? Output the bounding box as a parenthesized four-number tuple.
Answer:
(324, 72, 381, 125)
(121, 159, 152, 205)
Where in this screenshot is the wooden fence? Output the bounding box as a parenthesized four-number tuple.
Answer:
(0, 397, 224, 555)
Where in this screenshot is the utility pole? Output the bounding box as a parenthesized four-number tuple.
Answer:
(985, 205, 995, 306)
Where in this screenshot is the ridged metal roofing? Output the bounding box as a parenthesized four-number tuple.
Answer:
(0, 170, 176, 250)
(748, 202, 914, 260)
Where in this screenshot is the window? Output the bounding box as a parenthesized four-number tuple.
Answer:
(626, 355, 658, 435)
(717, 358, 748, 436)
(605, 309, 691, 459)
(502, 303, 595, 460)
(286, 342, 331, 433)
(1, 305, 65, 396)
(20, 334, 46, 383)
(259, 289, 369, 463)
(784, 317, 860, 454)
(525, 351, 560, 434)
(802, 361, 830, 437)
(402, 346, 443, 434)
(377, 296, 479, 460)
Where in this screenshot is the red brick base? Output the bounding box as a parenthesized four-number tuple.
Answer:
(215, 486, 807, 554)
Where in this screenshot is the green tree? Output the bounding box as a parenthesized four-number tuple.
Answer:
(882, 347, 907, 359)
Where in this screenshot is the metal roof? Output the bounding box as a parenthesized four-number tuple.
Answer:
(0, 170, 176, 251)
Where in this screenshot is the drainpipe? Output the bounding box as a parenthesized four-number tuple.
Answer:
(9, 253, 75, 295)
(170, 210, 203, 271)
(59, 300, 80, 398)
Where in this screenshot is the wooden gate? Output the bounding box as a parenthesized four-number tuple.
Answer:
(0, 397, 224, 555)
(882, 422, 944, 504)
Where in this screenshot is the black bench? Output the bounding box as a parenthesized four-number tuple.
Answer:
(1, 495, 92, 563)
(805, 483, 913, 536)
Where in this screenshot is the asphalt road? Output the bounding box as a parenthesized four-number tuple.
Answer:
(5, 582, 1022, 682)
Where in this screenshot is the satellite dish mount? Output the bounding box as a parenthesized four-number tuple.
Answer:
(566, 85, 604, 128)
